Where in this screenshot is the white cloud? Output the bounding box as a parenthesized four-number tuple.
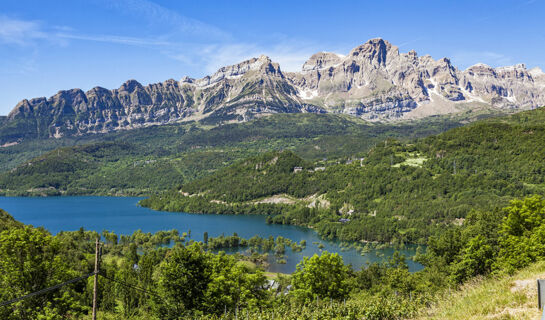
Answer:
(0, 10, 337, 82)
(184, 42, 327, 75)
(0, 16, 48, 45)
(267, 44, 320, 72)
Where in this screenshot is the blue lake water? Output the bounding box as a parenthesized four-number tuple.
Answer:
(0, 196, 423, 273)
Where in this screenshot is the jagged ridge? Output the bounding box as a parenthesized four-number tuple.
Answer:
(2, 38, 545, 143)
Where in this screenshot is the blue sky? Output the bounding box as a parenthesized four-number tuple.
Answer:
(1, 0, 544, 115)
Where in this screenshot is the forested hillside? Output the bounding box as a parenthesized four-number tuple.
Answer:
(142, 108, 545, 244)
(0, 113, 468, 196)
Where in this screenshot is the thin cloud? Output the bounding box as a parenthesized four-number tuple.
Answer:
(0, 16, 48, 45)
(99, 0, 230, 41)
(57, 33, 173, 47)
(0, 12, 334, 83)
(0, 16, 181, 49)
(397, 37, 426, 50)
(0, 15, 319, 76)
(0, 1, 233, 48)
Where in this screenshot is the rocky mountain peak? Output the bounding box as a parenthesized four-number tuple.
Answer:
(194, 55, 282, 87)
(3, 37, 545, 143)
(88, 86, 111, 95)
(529, 66, 543, 75)
(302, 52, 343, 72)
(119, 79, 144, 93)
(406, 50, 418, 59)
(52, 88, 86, 100)
(54, 89, 86, 106)
(493, 63, 533, 81)
(349, 38, 399, 66)
(466, 63, 496, 77)
(467, 63, 493, 69)
(7, 99, 33, 119)
(180, 76, 194, 84)
(529, 67, 545, 81)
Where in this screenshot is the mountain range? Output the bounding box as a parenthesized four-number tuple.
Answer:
(2, 38, 544, 144)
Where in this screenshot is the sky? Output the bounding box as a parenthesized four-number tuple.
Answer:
(0, 0, 544, 115)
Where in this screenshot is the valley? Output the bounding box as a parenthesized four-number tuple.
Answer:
(0, 112, 472, 196)
(141, 108, 545, 244)
(0, 8, 544, 315)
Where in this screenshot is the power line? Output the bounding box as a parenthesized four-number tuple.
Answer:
(98, 272, 160, 298)
(0, 272, 95, 308)
(1, 239, 163, 312)
(1, 256, 161, 310)
(98, 272, 172, 307)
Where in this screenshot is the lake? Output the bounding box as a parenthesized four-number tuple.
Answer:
(0, 196, 423, 273)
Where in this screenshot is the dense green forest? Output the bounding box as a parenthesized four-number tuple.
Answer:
(2, 194, 545, 319)
(142, 108, 545, 244)
(0, 113, 476, 196)
(2, 108, 545, 318)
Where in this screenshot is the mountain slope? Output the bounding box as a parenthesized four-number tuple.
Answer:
(141, 107, 545, 243)
(2, 38, 544, 144)
(0, 113, 466, 196)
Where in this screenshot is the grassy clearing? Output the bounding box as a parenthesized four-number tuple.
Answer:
(393, 153, 427, 168)
(418, 261, 545, 319)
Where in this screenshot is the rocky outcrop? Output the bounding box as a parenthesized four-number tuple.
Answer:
(286, 38, 545, 120)
(3, 38, 545, 142)
(4, 55, 310, 140)
(460, 63, 545, 108)
(301, 52, 344, 72)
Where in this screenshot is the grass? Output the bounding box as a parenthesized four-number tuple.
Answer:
(264, 272, 290, 280)
(418, 261, 545, 319)
(393, 153, 428, 168)
(402, 156, 427, 167)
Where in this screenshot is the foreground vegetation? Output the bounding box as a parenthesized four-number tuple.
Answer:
(0, 209, 426, 319)
(2, 194, 545, 319)
(2, 108, 545, 318)
(419, 261, 545, 319)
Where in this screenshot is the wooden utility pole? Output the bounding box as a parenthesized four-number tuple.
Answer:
(92, 238, 100, 320)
